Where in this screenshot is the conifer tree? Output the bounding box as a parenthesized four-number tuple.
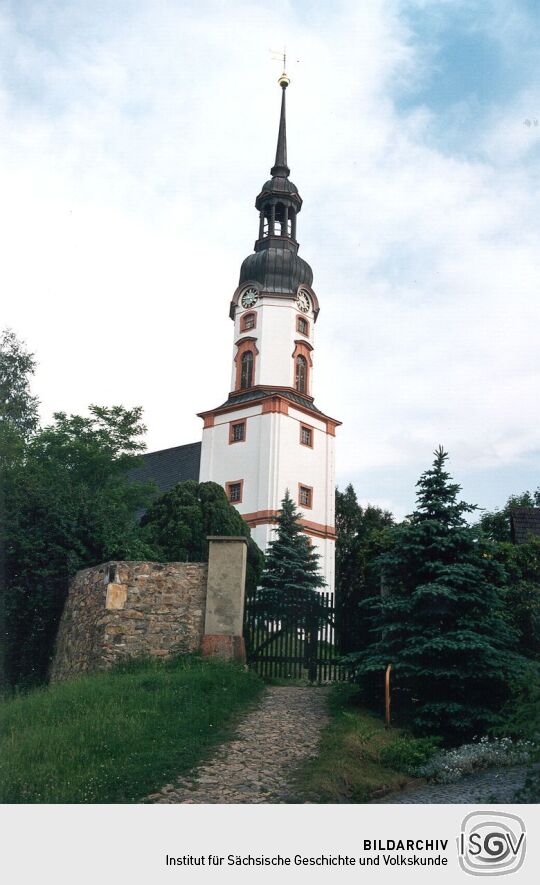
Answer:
(335, 483, 394, 653)
(258, 490, 325, 610)
(350, 447, 525, 739)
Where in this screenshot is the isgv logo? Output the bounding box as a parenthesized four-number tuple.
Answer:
(458, 811, 526, 876)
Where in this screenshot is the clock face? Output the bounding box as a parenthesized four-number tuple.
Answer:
(241, 287, 259, 309)
(296, 289, 311, 313)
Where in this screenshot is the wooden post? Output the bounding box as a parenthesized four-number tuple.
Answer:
(385, 664, 392, 728)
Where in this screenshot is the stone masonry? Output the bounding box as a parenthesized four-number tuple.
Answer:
(50, 561, 207, 681)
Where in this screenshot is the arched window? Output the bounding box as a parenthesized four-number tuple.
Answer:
(295, 355, 307, 393)
(240, 351, 254, 389)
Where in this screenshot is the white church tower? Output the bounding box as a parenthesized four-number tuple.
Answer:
(198, 72, 340, 592)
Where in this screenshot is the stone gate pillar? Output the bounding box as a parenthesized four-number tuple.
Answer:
(201, 536, 248, 662)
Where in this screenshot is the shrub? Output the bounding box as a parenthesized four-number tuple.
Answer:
(415, 736, 534, 784)
(139, 480, 263, 593)
(379, 735, 441, 773)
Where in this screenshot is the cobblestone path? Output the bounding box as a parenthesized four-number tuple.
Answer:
(147, 686, 329, 804)
(374, 765, 536, 804)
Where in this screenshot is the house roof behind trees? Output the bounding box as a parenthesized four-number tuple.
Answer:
(510, 508, 540, 544)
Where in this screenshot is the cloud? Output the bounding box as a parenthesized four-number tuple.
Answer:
(0, 0, 538, 517)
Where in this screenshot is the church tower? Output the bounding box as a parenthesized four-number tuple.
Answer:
(198, 72, 340, 592)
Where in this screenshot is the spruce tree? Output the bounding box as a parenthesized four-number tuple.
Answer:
(258, 490, 325, 612)
(350, 447, 525, 740)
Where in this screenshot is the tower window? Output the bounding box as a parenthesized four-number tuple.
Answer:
(240, 351, 254, 389)
(241, 312, 256, 332)
(229, 421, 246, 443)
(226, 481, 243, 503)
(298, 485, 313, 509)
(235, 340, 258, 392)
(296, 316, 309, 336)
(295, 355, 307, 393)
(300, 424, 313, 447)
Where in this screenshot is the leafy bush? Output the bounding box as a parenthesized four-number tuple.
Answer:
(139, 480, 264, 593)
(415, 736, 534, 784)
(379, 735, 441, 773)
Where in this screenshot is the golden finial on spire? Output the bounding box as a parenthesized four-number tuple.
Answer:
(270, 47, 290, 88)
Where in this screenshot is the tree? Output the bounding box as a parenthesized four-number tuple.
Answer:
(335, 484, 394, 653)
(252, 492, 326, 680)
(349, 447, 525, 740)
(139, 480, 264, 593)
(4, 406, 154, 686)
(0, 328, 39, 444)
(259, 490, 325, 607)
(1, 330, 41, 690)
(492, 540, 540, 662)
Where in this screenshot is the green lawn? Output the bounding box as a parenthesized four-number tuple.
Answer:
(291, 685, 414, 802)
(0, 656, 263, 803)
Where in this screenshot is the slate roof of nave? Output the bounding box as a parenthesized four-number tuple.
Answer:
(129, 441, 201, 497)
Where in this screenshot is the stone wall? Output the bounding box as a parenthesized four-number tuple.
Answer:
(50, 560, 208, 682)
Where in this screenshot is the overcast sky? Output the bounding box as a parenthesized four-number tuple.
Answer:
(1, 0, 539, 518)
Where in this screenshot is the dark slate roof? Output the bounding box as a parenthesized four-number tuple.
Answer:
(259, 176, 299, 197)
(221, 388, 323, 414)
(129, 442, 201, 496)
(510, 508, 540, 544)
(239, 241, 313, 294)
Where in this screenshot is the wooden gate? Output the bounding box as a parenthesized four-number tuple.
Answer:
(243, 590, 350, 683)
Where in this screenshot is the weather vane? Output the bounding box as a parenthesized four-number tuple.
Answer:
(270, 47, 287, 68)
(270, 47, 298, 87)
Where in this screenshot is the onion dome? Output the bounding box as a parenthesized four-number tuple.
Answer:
(239, 242, 313, 294)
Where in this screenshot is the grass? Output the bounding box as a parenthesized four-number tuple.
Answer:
(291, 684, 415, 803)
(0, 655, 263, 803)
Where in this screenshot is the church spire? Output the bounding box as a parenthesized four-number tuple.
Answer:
(251, 71, 303, 254)
(271, 73, 290, 178)
(239, 71, 312, 294)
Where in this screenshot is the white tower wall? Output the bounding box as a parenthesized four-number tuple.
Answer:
(230, 298, 314, 391)
(199, 391, 337, 591)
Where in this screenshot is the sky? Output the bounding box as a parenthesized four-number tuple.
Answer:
(1, 0, 539, 519)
